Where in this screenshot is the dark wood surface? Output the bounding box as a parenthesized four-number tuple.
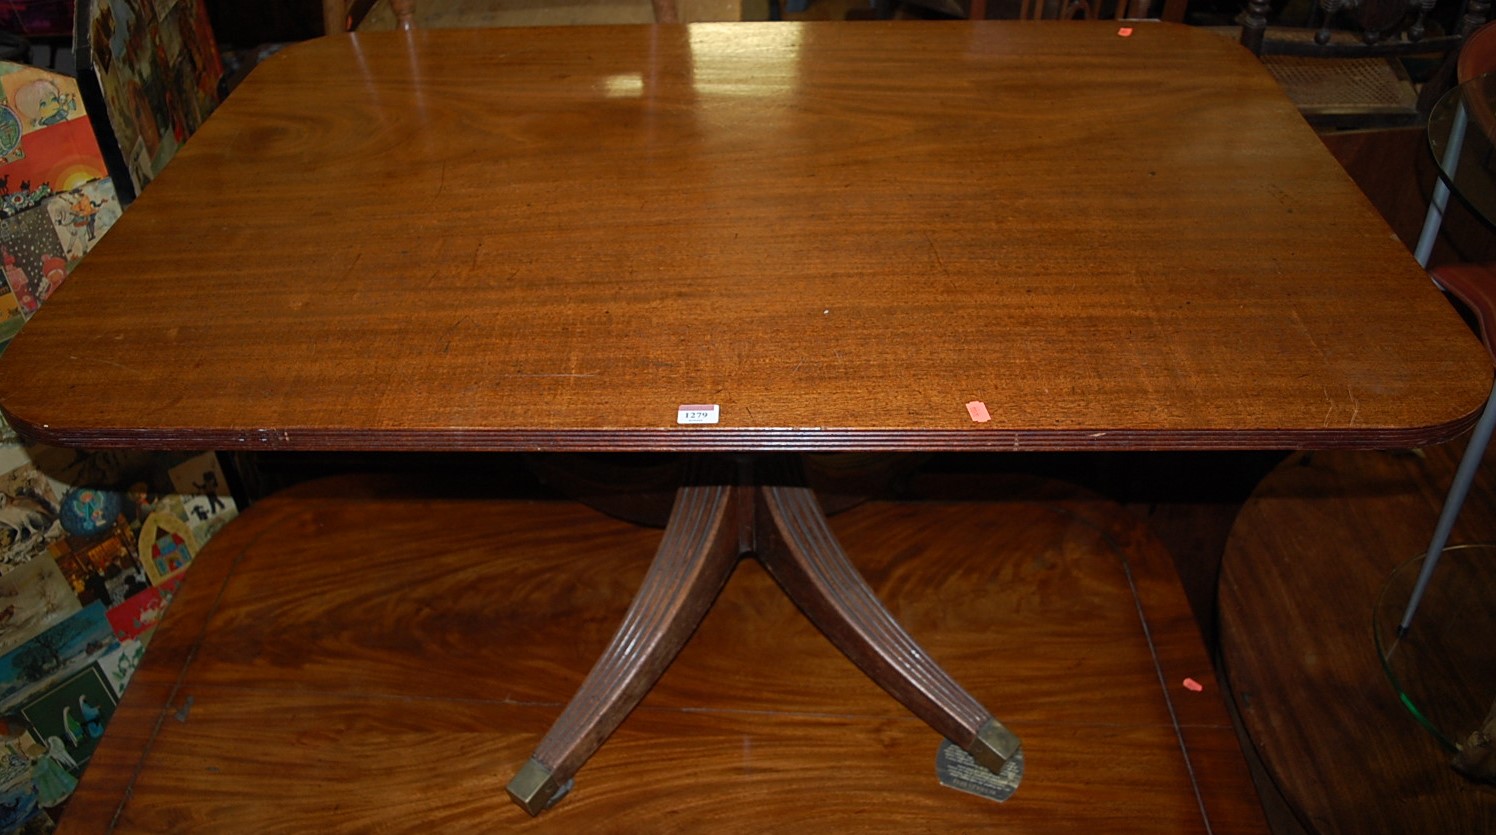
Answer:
(0, 22, 1486, 453)
(1221, 440, 1496, 833)
(58, 470, 1267, 832)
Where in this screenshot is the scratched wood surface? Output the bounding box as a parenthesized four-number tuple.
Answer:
(0, 22, 1486, 453)
(1221, 441, 1496, 833)
(58, 470, 1266, 833)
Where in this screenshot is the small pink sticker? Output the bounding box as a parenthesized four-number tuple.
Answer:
(1118, 26, 1134, 36)
(966, 401, 991, 423)
(1183, 677, 1204, 692)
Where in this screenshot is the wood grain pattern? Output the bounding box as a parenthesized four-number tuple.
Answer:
(58, 471, 1266, 833)
(1221, 442, 1496, 833)
(0, 22, 1486, 453)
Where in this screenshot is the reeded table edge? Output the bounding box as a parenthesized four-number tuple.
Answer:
(1, 411, 1483, 453)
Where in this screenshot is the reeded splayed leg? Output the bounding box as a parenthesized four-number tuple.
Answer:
(507, 454, 1017, 816)
(754, 463, 1020, 774)
(505, 460, 742, 816)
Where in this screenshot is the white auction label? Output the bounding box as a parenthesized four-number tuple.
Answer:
(936, 741, 1023, 803)
(676, 404, 720, 425)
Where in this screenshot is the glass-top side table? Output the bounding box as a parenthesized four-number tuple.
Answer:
(1390, 72, 1496, 775)
(1419, 73, 1496, 263)
(1375, 544, 1496, 754)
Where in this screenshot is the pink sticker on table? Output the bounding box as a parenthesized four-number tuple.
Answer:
(1183, 677, 1204, 692)
(1118, 27, 1134, 36)
(966, 401, 991, 423)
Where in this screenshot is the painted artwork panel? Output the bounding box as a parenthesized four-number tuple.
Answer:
(44, 178, 120, 264)
(47, 497, 150, 609)
(0, 207, 66, 318)
(0, 282, 23, 346)
(16, 662, 118, 773)
(0, 738, 30, 793)
(103, 584, 165, 643)
(0, 65, 85, 134)
(0, 557, 80, 657)
(0, 101, 17, 167)
(0, 116, 109, 218)
(0, 450, 64, 571)
(167, 453, 234, 543)
(0, 772, 40, 832)
(134, 510, 195, 586)
(0, 602, 115, 708)
(94, 637, 143, 699)
(85, 0, 222, 195)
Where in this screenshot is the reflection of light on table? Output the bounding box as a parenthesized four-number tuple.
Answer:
(603, 73, 645, 98)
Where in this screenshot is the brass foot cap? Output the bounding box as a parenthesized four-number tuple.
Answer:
(506, 758, 566, 817)
(967, 718, 1021, 774)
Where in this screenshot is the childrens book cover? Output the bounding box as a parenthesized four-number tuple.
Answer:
(76, 0, 223, 201)
(0, 63, 106, 219)
(15, 661, 118, 775)
(0, 60, 120, 366)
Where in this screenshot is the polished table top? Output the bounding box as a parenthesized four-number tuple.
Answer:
(0, 21, 1488, 453)
(1429, 71, 1496, 227)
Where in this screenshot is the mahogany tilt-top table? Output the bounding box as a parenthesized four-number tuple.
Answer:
(0, 21, 1489, 817)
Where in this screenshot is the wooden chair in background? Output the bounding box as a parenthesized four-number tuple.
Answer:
(968, 0, 1180, 21)
(323, 0, 416, 33)
(1238, 0, 1489, 129)
(320, 0, 680, 30)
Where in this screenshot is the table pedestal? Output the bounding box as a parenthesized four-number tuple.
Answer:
(506, 455, 1019, 815)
